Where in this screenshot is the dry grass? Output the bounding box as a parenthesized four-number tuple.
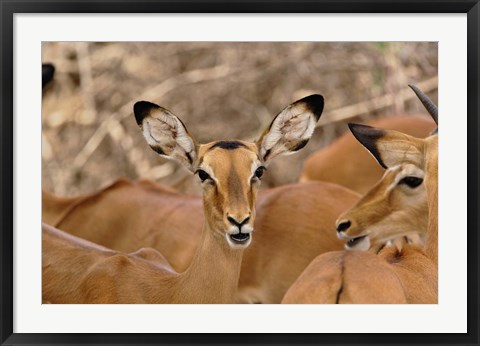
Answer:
(42, 42, 437, 196)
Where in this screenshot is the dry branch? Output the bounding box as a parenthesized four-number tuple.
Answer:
(70, 64, 235, 173)
(318, 76, 438, 127)
(75, 42, 97, 124)
(42, 42, 438, 195)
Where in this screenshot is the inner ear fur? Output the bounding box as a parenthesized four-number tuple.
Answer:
(134, 101, 198, 171)
(257, 94, 324, 162)
(348, 123, 424, 168)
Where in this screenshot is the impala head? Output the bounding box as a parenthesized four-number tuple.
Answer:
(337, 85, 438, 251)
(134, 95, 324, 249)
(336, 161, 429, 250)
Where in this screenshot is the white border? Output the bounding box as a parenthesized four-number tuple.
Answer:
(14, 14, 467, 333)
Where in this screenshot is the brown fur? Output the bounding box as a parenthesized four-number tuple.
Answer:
(43, 179, 202, 271)
(282, 131, 438, 304)
(300, 115, 436, 194)
(43, 95, 331, 303)
(337, 164, 428, 251)
(238, 181, 358, 303)
(43, 223, 243, 303)
(43, 180, 359, 303)
(282, 251, 407, 304)
(43, 139, 258, 303)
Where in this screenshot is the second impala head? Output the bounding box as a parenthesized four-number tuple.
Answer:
(133, 94, 324, 249)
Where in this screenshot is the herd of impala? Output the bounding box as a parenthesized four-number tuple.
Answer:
(41, 64, 438, 304)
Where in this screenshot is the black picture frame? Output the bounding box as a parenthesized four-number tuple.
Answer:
(1, 1, 479, 345)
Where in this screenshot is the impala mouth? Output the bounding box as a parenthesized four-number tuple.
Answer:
(229, 232, 250, 244)
(345, 235, 370, 250)
(226, 231, 252, 248)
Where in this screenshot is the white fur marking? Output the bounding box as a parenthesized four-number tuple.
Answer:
(260, 103, 315, 160)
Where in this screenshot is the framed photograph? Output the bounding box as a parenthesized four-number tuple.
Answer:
(1, 1, 479, 345)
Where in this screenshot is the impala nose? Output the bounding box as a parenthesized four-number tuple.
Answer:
(336, 220, 351, 233)
(227, 216, 250, 229)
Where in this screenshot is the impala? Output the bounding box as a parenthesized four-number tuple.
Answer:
(43, 94, 325, 303)
(44, 178, 358, 303)
(282, 85, 438, 303)
(43, 179, 204, 271)
(299, 114, 436, 194)
(336, 158, 428, 253)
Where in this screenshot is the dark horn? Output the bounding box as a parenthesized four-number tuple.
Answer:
(408, 84, 438, 124)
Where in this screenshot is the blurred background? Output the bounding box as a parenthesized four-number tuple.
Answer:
(42, 42, 438, 196)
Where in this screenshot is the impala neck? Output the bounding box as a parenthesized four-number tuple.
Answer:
(424, 171, 438, 266)
(424, 142, 438, 266)
(171, 223, 244, 304)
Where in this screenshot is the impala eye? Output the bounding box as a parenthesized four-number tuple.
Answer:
(399, 176, 423, 188)
(197, 169, 211, 182)
(254, 166, 266, 179)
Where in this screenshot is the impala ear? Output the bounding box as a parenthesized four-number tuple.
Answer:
(348, 123, 424, 168)
(257, 94, 324, 163)
(42, 63, 55, 88)
(134, 101, 198, 171)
